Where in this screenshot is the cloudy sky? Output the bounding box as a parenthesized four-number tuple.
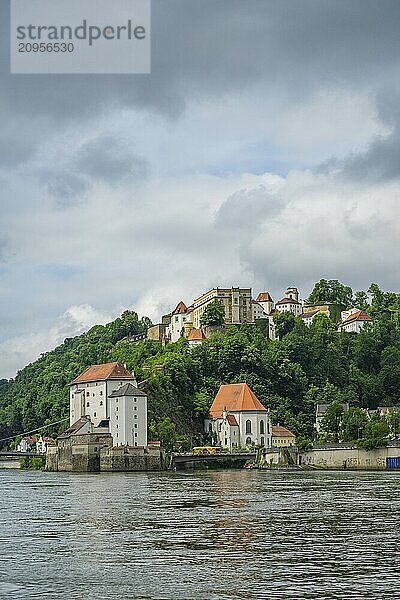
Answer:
(1, 0, 400, 378)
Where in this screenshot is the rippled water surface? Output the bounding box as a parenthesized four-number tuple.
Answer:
(1, 469, 400, 599)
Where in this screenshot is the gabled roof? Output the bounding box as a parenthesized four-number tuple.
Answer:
(209, 383, 268, 419)
(227, 414, 239, 427)
(108, 383, 147, 398)
(172, 301, 188, 315)
(187, 328, 206, 341)
(58, 417, 91, 439)
(256, 292, 273, 303)
(70, 362, 133, 385)
(341, 310, 372, 325)
(276, 297, 301, 305)
(272, 425, 295, 438)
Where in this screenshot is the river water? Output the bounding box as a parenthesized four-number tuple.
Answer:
(0, 469, 399, 599)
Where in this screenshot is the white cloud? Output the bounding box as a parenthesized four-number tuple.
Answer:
(0, 305, 115, 379)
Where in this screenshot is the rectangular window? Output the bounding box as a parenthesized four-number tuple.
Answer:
(134, 424, 137, 428)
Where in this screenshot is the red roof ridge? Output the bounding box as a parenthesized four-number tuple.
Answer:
(341, 310, 372, 325)
(276, 297, 301, 305)
(256, 292, 273, 302)
(172, 300, 188, 315)
(187, 328, 206, 341)
(272, 425, 295, 437)
(209, 383, 268, 419)
(70, 362, 133, 385)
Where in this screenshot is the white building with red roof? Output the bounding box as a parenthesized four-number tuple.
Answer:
(255, 291, 274, 315)
(205, 383, 272, 449)
(69, 362, 148, 447)
(167, 300, 193, 342)
(339, 309, 372, 333)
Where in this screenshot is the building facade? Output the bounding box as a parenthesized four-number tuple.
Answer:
(339, 309, 372, 333)
(193, 287, 252, 329)
(69, 362, 148, 448)
(271, 425, 296, 447)
(69, 362, 136, 427)
(205, 383, 272, 450)
(109, 383, 147, 447)
(166, 301, 193, 342)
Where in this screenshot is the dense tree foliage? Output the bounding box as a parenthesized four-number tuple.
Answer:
(1, 283, 400, 449)
(307, 279, 353, 307)
(200, 300, 225, 326)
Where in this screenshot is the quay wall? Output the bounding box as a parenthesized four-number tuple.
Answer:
(299, 445, 400, 470)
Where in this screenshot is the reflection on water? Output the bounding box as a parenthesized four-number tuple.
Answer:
(0, 468, 400, 599)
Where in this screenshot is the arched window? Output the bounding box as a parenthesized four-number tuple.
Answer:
(246, 437, 252, 445)
(260, 420, 264, 434)
(245, 420, 252, 434)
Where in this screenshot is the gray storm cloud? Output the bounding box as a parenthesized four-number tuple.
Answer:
(1, 0, 400, 377)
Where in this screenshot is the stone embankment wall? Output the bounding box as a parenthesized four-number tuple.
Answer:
(299, 444, 400, 470)
(46, 436, 163, 472)
(100, 446, 163, 471)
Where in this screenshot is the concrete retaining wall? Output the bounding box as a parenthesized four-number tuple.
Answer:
(299, 445, 400, 470)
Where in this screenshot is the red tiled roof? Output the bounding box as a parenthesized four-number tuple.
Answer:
(341, 310, 372, 325)
(209, 383, 267, 419)
(276, 297, 301, 305)
(172, 301, 188, 315)
(227, 414, 239, 427)
(70, 362, 133, 385)
(256, 292, 273, 302)
(272, 425, 295, 438)
(187, 328, 206, 341)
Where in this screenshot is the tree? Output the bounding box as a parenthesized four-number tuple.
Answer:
(308, 279, 353, 308)
(387, 410, 400, 437)
(321, 399, 345, 441)
(341, 407, 368, 441)
(274, 312, 296, 339)
(193, 392, 211, 415)
(149, 417, 178, 452)
(352, 291, 369, 311)
(200, 300, 225, 326)
(357, 415, 389, 450)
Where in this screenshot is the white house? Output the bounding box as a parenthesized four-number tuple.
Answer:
(69, 362, 136, 427)
(69, 362, 148, 448)
(275, 296, 302, 316)
(167, 301, 193, 342)
(255, 292, 274, 315)
(252, 300, 268, 321)
(339, 309, 372, 333)
(205, 383, 272, 450)
(299, 308, 321, 327)
(108, 383, 147, 447)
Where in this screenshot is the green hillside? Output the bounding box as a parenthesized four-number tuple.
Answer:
(1, 282, 400, 449)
